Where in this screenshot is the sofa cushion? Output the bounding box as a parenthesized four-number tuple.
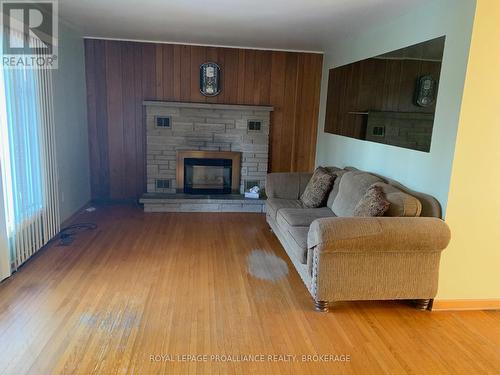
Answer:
(276, 208, 335, 264)
(277, 207, 336, 227)
(372, 182, 422, 217)
(327, 169, 348, 208)
(266, 172, 313, 200)
(353, 185, 390, 217)
(332, 171, 383, 217)
(286, 226, 310, 263)
(266, 198, 303, 221)
(300, 167, 336, 208)
(275, 217, 308, 264)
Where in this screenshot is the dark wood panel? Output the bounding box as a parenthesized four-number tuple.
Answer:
(268, 52, 286, 172)
(179, 45, 191, 102)
(121, 42, 137, 198)
(172, 45, 182, 100)
(84, 39, 99, 198)
(133, 43, 146, 197)
(104, 41, 124, 199)
(280, 53, 299, 173)
(155, 44, 163, 99)
(254, 50, 272, 105)
(293, 53, 323, 171)
(223, 48, 239, 103)
(189, 46, 206, 103)
(243, 49, 256, 105)
(85, 40, 323, 200)
(236, 50, 246, 103)
(161, 45, 174, 100)
(92, 40, 110, 199)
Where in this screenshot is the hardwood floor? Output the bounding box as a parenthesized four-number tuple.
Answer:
(0, 205, 498, 374)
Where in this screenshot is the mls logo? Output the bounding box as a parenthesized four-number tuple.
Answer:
(1, 0, 58, 68)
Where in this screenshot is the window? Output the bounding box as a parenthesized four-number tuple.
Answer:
(0, 30, 60, 272)
(1, 61, 44, 235)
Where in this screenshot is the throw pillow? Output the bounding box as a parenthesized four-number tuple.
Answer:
(300, 167, 336, 208)
(370, 182, 422, 217)
(353, 185, 390, 217)
(331, 171, 382, 217)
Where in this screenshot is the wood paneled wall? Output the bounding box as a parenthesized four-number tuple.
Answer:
(324, 58, 441, 139)
(84, 39, 323, 200)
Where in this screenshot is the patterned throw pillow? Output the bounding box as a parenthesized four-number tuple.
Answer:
(300, 167, 336, 208)
(353, 185, 390, 217)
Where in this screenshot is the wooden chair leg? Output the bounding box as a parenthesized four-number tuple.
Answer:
(314, 300, 330, 312)
(414, 299, 432, 311)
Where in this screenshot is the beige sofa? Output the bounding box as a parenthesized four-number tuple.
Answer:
(265, 167, 451, 312)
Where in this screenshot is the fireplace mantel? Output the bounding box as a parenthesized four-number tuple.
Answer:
(143, 101, 274, 112)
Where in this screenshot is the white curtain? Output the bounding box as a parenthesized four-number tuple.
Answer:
(0, 28, 60, 274)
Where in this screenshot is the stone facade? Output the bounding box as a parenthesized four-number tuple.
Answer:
(365, 112, 434, 152)
(145, 101, 273, 194)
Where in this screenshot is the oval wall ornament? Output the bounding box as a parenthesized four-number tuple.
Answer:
(415, 75, 437, 107)
(200, 62, 221, 96)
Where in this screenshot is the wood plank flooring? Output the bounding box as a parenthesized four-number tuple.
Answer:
(0, 205, 498, 374)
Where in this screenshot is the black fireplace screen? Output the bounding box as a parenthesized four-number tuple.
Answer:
(184, 158, 232, 194)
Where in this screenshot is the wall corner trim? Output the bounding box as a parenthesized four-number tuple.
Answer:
(431, 299, 500, 311)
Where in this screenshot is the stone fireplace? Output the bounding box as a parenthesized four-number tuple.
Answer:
(144, 101, 273, 195)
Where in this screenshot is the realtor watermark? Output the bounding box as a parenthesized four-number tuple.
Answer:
(1, 0, 58, 68)
(149, 353, 352, 363)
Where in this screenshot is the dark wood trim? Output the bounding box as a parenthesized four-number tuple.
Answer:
(432, 299, 500, 311)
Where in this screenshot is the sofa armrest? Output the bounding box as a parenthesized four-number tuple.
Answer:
(265, 172, 312, 199)
(307, 217, 450, 253)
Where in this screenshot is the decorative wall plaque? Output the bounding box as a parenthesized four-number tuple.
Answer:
(200, 62, 221, 96)
(415, 75, 437, 107)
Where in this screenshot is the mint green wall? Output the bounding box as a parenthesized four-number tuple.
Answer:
(53, 22, 90, 222)
(315, 0, 476, 213)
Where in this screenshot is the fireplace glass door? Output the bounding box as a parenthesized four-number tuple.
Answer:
(184, 158, 232, 194)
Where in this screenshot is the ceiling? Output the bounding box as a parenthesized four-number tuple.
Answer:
(60, 0, 428, 52)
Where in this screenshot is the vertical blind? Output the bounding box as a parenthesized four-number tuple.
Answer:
(0, 29, 59, 269)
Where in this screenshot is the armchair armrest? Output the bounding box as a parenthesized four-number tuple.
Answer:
(265, 172, 312, 199)
(308, 217, 451, 253)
